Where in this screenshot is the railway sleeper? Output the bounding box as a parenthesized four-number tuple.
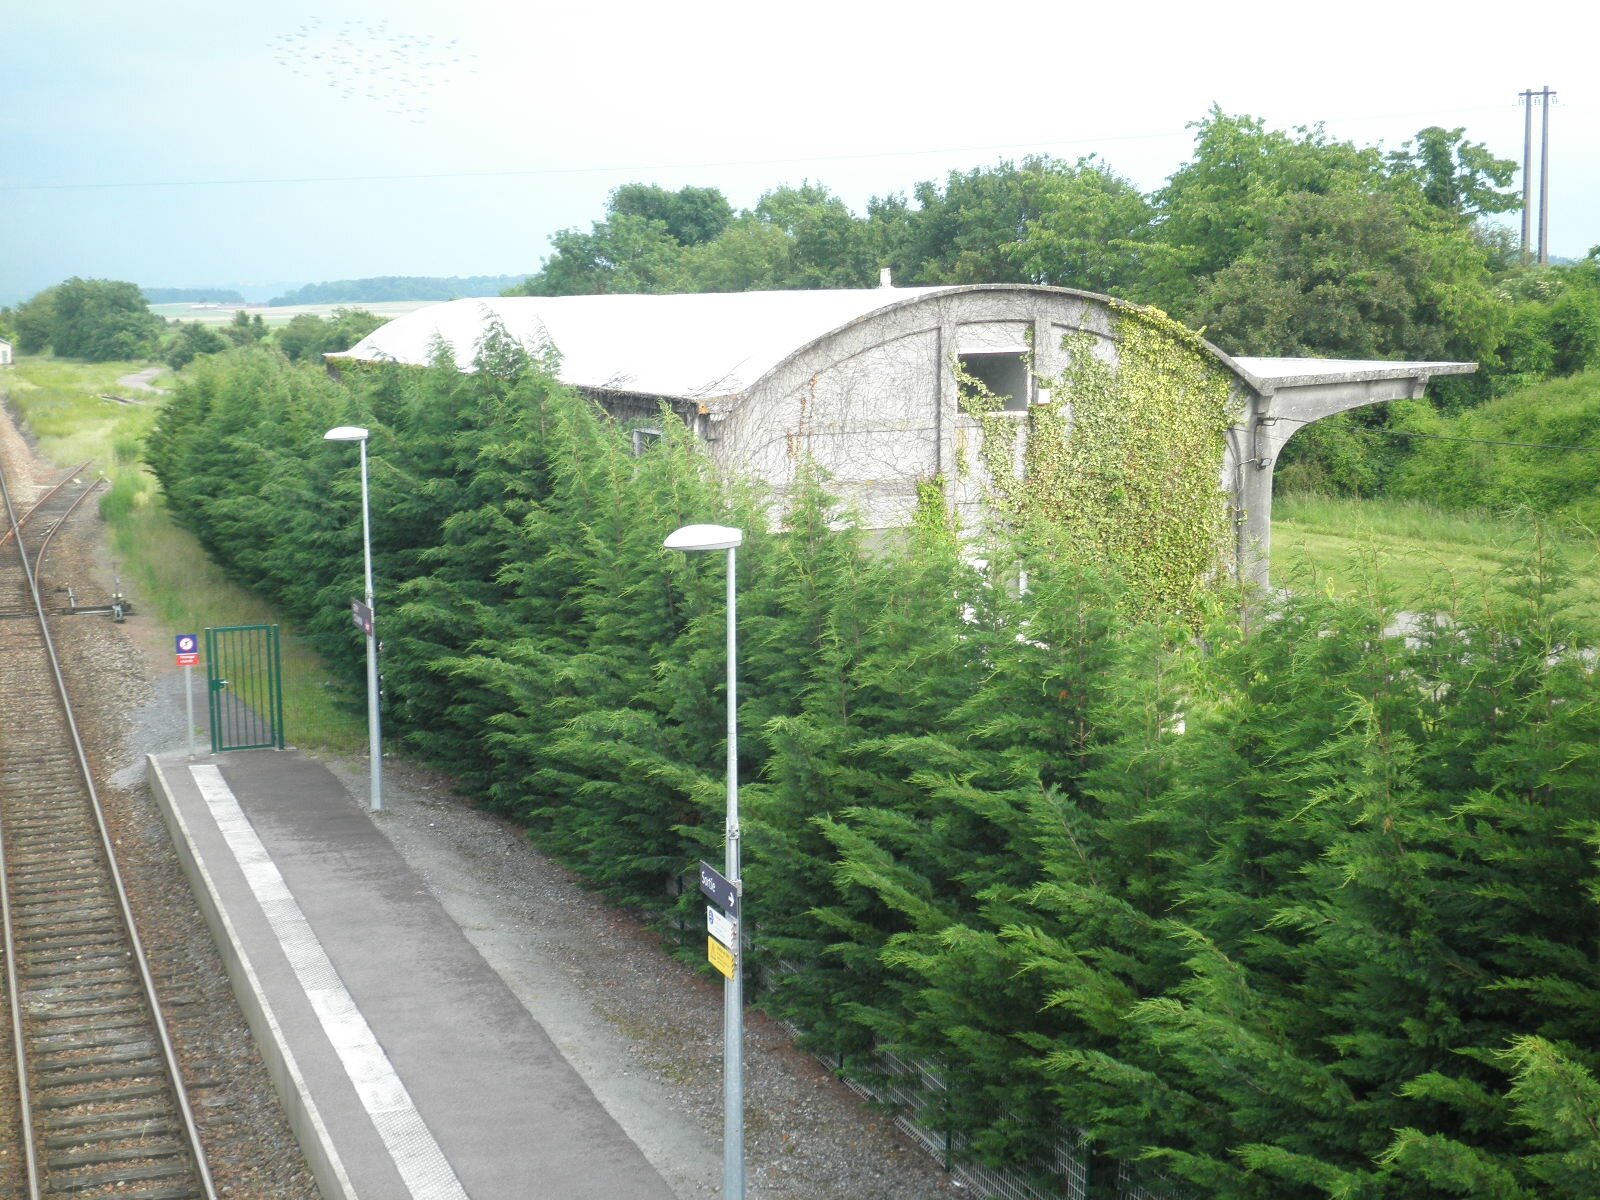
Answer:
(21, 966, 132, 992)
(37, 1062, 165, 1091)
(38, 1098, 171, 1131)
(11, 851, 103, 873)
(50, 1138, 186, 1168)
(23, 960, 132, 979)
(12, 870, 110, 893)
(34, 1078, 169, 1108)
(8, 819, 102, 836)
(20, 934, 129, 958)
(37, 1041, 157, 1068)
(12, 921, 121, 940)
(59, 1183, 205, 1200)
(36, 1020, 152, 1049)
(23, 980, 142, 1005)
(15, 932, 126, 954)
(12, 892, 116, 915)
(47, 1157, 193, 1193)
(45, 1120, 182, 1151)
(8, 812, 101, 826)
(27, 995, 143, 1022)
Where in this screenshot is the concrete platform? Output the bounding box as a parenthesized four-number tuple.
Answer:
(148, 749, 681, 1200)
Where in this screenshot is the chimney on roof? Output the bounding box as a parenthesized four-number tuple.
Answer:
(879, 267, 893, 288)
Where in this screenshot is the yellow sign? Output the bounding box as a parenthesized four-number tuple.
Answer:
(707, 936, 735, 980)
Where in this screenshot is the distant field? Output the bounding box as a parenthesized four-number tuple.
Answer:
(1270, 492, 1600, 611)
(148, 299, 450, 326)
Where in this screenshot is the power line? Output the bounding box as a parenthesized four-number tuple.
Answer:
(0, 103, 1517, 195)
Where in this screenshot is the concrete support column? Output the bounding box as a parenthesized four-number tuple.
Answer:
(1233, 399, 1280, 591)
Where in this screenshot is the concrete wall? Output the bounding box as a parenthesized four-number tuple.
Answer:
(708, 287, 1265, 582)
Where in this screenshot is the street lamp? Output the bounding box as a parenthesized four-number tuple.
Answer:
(325, 425, 382, 812)
(663, 523, 744, 1200)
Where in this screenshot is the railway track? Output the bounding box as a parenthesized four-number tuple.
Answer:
(0, 461, 217, 1200)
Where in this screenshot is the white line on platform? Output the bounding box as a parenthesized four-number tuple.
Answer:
(189, 764, 469, 1200)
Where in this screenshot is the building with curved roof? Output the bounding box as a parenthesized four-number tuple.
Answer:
(331, 284, 1476, 585)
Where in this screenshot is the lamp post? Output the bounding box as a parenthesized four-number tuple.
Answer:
(325, 425, 382, 812)
(663, 523, 744, 1200)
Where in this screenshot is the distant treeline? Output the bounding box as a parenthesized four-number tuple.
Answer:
(267, 275, 530, 306)
(141, 287, 246, 304)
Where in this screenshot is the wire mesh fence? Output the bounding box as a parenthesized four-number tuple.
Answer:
(765, 958, 1091, 1200)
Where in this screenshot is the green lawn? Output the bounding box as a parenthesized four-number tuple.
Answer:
(1270, 492, 1600, 612)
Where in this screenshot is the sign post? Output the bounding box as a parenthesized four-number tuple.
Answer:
(175, 634, 199, 758)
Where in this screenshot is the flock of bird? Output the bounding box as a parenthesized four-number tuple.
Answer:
(269, 17, 479, 124)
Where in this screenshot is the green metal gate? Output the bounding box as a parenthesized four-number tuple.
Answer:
(205, 624, 286, 752)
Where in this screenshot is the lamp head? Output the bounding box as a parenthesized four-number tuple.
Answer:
(664, 524, 743, 552)
(324, 425, 370, 442)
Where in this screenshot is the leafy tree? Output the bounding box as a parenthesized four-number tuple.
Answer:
(275, 308, 384, 363)
(1145, 110, 1386, 311)
(679, 217, 796, 292)
(516, 213, 690, 296)
(220, 310, 268, 347)
(1194, 186, 1505, 363)
(10, 289, 56, 354)
(609, 183, 733, 246)
(744, 182, 880, 288)
(1005, 158, 1154, 295)
(885, 156, 1152, 295)
(162, 320, 228, 369)
(19, 277, 164, 360)
(1387, 126, 1520, 220)
(888, 160, 1055, 284)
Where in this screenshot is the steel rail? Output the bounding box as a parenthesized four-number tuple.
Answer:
(0, 457, 49, 1200)
(0, 459, 93, 551)
(0, 459, 219, 1200)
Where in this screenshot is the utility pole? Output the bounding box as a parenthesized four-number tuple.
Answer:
(1519, 87, 1555, 265)
(1520, 89, 1533, 264)
(1538, 86, 1553, 265)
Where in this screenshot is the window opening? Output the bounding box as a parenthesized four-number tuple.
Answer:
(958, 352, 1030, 412)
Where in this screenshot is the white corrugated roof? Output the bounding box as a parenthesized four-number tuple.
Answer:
(329, 288, 949, 399)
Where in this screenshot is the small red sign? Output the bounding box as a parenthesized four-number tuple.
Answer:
(175, 633, 199, 667)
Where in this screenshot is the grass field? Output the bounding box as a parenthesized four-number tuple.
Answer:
(3, 355, 367, 751)
(149, 299, 440, 327)
(1270, 492, 1600, 612)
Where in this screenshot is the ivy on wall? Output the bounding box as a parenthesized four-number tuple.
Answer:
(958, 303, 1238, 618)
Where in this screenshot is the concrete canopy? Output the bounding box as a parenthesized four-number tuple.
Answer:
(330, 285, 1476, 584)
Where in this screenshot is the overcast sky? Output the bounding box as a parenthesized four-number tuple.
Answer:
(4, 1, 1594, 304)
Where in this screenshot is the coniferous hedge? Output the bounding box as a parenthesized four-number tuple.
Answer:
(145, 342, 1600, 1198)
